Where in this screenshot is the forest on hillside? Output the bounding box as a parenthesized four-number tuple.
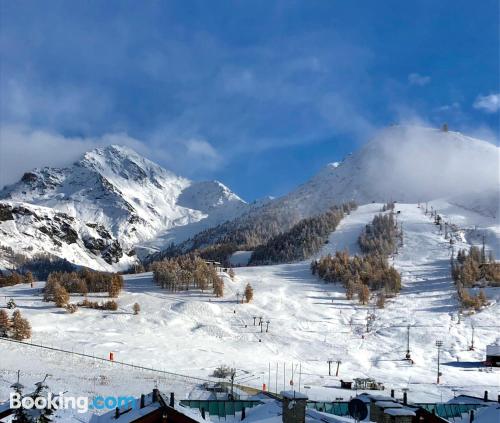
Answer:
(250, 203, 356, 265)
(312, 208, 402, 305)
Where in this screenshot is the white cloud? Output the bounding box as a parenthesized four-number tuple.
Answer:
(473, 93, 500, 113)
(0, 125, 154, 187)
(408, 73, 431, 86)
(186, 139, 220, 161)
(0, 125, 225, 188)
(435, 102, 460, 112)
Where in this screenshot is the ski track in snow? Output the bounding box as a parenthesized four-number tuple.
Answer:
(0, 203, 498, 409)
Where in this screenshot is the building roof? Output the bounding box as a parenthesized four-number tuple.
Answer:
(281, 390, 308, 400)
(363, 394, 394, 402)
(375, 401, 402, 408)
(384, 408, 416, 416)
(448, 394, 494, 404)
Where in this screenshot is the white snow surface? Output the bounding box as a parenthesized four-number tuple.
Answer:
(1, 203, 498, 414)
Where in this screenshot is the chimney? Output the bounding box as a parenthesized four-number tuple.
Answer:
(483, 391, 488, 402)
(403, 392, 407, 405)
(140, 394, 145, 409)
(170, 392, 175, 408)
(281, 391, 308, 423)
(390, 389, 394, 398)
(152, 389, 159, 403)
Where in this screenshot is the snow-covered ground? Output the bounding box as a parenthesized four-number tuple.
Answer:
(0, 203, 498, 410)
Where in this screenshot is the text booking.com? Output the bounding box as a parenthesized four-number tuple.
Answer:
(10, 392, 136, 414)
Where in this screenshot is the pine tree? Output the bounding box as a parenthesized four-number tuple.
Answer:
(10, 310, 31, 340)
(358, 285, 370, 305)
(133, 303, 141, 315)
(10, 377, 31, 423)
(32, 376, 54, 423)
(376, 293, 385, 309)
(345, 281, 356, 300)
(0, 309, 10, 337)
(53, 283, 69, 308)
(244, 283, 254, 303)
(23, 271, 35, 285)
(213, 277, 224, 298)
(108, 275, 122, 298)
(43, 276, 59, 302)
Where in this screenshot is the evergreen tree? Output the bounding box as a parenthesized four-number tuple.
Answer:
(10, 377, 31, 423)
(358, 285, 370, 305)
(43, 276, 59, 302)
(53, 283, 69, 308)
(108, 275, 122, 298)
(345, 281, 357, 300)
(23, 271, 35, 285)
(376, 293, 385, 309)
(244, 283, 254, 303)
(10, 310, 31, 340)
(213, 277, 224, 297)
(0, 309, 10, 337)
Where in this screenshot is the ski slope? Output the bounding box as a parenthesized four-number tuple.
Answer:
(0, 203, 498, 406)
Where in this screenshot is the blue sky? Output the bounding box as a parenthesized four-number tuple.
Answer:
(0, 1, 498, 200)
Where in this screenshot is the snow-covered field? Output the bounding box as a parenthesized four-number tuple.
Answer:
(0, 203, 498, 408)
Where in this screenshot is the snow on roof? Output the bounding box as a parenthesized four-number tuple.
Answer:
(448, 395, 492, 405)
(365, 394, 394, 402)
(242, 400, 354, 423)
(281, 390, 308, 400)
(306, 408, 356, 422)
(375, 401, 402, 408)
(384, 408, 416, 416)
(486, 344, 500, 355)
(466, 404, 500, 423)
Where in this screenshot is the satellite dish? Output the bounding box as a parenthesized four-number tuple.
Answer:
(348, 398, 368, 421)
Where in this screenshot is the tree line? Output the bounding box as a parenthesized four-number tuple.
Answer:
(451, 246, 499, 287)
(43, 269, 124, 312)
(0, 247, 75, 280)
(145, 201, 358, 267)
(0, 271, 35, 288)
(358, 212, 401, 256)
(451, 245, 498, 310)
(312, 251, 401, 304)
(312, 209, 402, 306)
(152, 255, 225, 297)
(249, 203, 356, 265)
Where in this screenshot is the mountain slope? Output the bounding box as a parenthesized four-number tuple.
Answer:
(279, 126, 499, 213)
(1, 203, 498, 403)
(165, 126, 499, 257)
(0, 145, 248, 270)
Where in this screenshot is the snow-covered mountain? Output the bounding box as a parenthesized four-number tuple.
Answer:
(1, 126, 498, 270)
(0, 145, 248, 270)
(173, 126, 499, 253)
(278, 126, 499, 215)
